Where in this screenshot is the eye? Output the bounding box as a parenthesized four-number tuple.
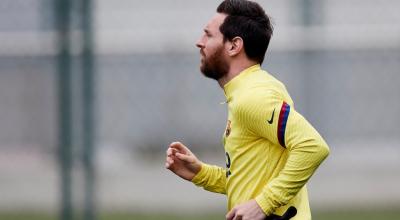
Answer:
(204, 30, 212, 37)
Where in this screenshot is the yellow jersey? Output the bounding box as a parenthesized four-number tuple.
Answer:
(192, 64, 330, 220)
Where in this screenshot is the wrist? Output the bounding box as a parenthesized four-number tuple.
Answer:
(191, 162, 207, 183)
(193, 160, 202, 175)
(255, 194, 274, 216)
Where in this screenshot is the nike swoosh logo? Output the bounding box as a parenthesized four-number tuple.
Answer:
(267, 109, 275, 124)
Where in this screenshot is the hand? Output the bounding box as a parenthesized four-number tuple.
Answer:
(226, 200, 266, 220)
(165, 141, 202, 181)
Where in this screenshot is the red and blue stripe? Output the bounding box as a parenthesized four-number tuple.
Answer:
(277, 102, 290, 148)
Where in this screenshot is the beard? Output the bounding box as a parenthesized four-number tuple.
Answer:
(200, 46, 229, 81)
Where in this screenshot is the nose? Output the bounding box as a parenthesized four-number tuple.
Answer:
(196, 36, 205, 49)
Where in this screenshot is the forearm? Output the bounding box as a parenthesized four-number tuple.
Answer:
(256, 138, 330, 215)
(192, 163, 227, 194)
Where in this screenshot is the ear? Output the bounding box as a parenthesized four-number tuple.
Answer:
(227, 37, 244, 57)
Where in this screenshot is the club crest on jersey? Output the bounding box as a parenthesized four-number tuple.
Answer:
(225, 120, 231, 137)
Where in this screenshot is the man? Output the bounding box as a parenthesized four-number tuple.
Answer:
(165, 0, 330, 219)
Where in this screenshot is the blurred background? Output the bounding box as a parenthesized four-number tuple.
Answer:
(0, 0, 399, 219)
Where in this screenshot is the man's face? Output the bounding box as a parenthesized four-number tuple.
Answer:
(196, 13, 229, 80)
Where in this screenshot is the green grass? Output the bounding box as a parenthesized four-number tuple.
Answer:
(0, 212, 55, 220)
(1, 209, 399, 220)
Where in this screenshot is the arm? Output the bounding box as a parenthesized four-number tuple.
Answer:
(237, 89, 330, 216)
(254, 107, 330, 215)
(192, 162, 226, 194)
(165, 142, 226, 194)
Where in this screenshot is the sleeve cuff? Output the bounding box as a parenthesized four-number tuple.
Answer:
(191, 163, 209, 186)
(255, 193, 275, 216)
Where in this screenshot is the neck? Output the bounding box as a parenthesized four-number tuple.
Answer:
(217, 60, 259, 88)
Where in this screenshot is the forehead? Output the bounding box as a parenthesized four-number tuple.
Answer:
(205, 13, 227, 32)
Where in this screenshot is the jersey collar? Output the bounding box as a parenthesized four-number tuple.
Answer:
(223, 64, 261, 101)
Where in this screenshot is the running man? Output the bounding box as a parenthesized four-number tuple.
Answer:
(165, 1, 330, 219)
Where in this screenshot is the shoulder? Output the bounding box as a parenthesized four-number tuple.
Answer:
(233, 85, 281, 120)
(238, 73, 286, 105)
(256, 70, 289, 95)
(234, 70, 293, 115)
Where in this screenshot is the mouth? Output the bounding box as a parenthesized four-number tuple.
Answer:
(201, 55, 206, 62)
(200, 50, 205, 57)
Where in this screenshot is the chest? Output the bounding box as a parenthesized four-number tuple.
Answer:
(222, 110, 255, 154)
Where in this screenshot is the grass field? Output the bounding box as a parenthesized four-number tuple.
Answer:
(1, 209, 399, 220)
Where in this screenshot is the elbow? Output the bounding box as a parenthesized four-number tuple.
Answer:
(319, 142, 330, 161)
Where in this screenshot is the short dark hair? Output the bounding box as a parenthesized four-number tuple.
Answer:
(217, 0, 273, 64)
